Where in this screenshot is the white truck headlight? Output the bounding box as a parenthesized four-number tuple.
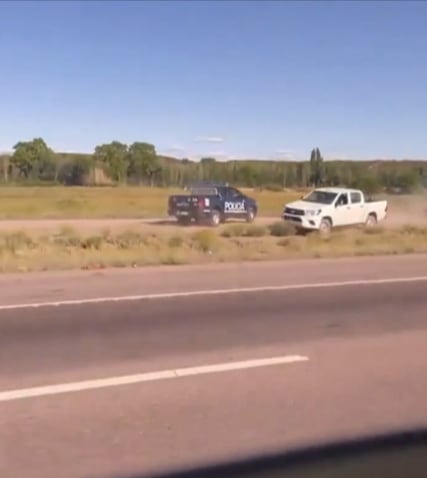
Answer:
(306, 209, 322, 216)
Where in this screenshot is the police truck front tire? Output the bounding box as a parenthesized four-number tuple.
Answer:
(210, 210, 221, 227)
(246, 208, 255, 223)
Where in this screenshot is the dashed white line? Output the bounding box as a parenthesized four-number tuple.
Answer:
(0, 275, 427, 311)
(0, 355, 309, 403)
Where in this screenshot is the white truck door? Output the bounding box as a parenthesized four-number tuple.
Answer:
(333, 192, 354, 226)
(349, 191, 366, 224)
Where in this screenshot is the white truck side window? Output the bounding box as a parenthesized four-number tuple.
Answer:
(351, 192, 362, 204)
(336, 193, 348, 206)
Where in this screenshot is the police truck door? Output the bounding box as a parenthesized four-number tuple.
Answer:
(224, 188, 246, 217)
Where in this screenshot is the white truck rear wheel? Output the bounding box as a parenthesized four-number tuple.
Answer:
(366, 214, 377, 227)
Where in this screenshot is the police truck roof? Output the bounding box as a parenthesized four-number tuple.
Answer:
(187, 181, 229, 188)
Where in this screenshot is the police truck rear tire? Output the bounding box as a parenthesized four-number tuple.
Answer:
(246, 208, 255, 223)
(210, 210, 221, 227)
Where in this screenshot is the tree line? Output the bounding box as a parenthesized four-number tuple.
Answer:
(0, 138, 426, 194)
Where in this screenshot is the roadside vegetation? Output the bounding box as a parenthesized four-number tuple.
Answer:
(1, 139, 426, 194)
(0, 224, 426, 273)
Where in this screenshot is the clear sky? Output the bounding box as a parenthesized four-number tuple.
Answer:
(1, 0, 426, 160)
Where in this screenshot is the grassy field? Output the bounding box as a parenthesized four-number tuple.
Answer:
(0, 186, 301, 219)
(0, 222, 426, 273)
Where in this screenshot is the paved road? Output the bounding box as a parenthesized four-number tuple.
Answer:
(1, 257, 427, 478)
(0, 254, 426, 306)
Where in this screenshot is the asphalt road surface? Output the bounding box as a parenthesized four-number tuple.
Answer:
(1, 255, 427, 478)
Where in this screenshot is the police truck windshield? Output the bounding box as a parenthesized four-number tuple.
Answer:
(190, 187, 218, 196)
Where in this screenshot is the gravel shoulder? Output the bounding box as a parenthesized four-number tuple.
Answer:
(0, 209, 424, 234)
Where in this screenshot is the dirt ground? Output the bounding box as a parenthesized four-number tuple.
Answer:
(0, 194, 424, 234)
(382, 194, 427, 227)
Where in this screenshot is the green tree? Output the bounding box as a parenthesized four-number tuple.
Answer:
(394, 170, 421, 193)
(353, 175, 382, 195)
(58, 156, 93, 185)
(238, 164, 258, 186)
(11, 138, 56, 180)
(309, 147, 325, 186)
(284, 164, 297, 187)
(127, 142, 161, 185)
(0, 155, 10, 182)
(296, 162, 310, 187)
(94, 141, 128, 183)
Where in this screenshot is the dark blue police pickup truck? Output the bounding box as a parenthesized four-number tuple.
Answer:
(168, 183, 258, 226)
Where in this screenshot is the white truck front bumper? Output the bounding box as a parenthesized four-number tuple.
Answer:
(282, 213, 321, 230)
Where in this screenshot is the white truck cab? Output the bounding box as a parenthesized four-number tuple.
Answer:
(283, 187, 388, 233)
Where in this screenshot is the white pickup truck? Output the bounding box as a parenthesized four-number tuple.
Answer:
(283, 187, 388, 234)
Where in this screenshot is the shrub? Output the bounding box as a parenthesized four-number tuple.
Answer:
(221, 224, 267, 238)
(221, 224, 245, 238)
(277, 237, 291, 247)
(161, 253, 184, 265)
(244, 225, 267, 237)
(363, 225, 385, 235)
(54, 225, 81, 247)
(53, 234, 81, 247)
(268, 221, 296, 237)
(58, 225, 78, 236)
(192, 230, 219, 253)
(168, 235, 184, 248)
(81, 235, 103, 250)
(114, 230, 146, 249)
(400, 225, 427, 236)
(0, 231, 35, 253)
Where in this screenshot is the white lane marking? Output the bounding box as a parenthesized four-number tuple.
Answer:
(0, 355, 308, 403)
(0, 275, 427, 311)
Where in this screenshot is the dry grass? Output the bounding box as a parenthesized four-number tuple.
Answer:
(0, 186, 182, 219)
(220, 224, 268, 238)
(0, 223, 426, 273)
(0, 186, 300, 219)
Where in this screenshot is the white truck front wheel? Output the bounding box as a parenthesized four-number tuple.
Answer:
(319, 218, 332, 235)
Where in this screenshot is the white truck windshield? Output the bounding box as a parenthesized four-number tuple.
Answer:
(303, 191, 338, 205)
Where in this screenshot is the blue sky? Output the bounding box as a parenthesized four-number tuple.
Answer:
(1, 1, 426, 160)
